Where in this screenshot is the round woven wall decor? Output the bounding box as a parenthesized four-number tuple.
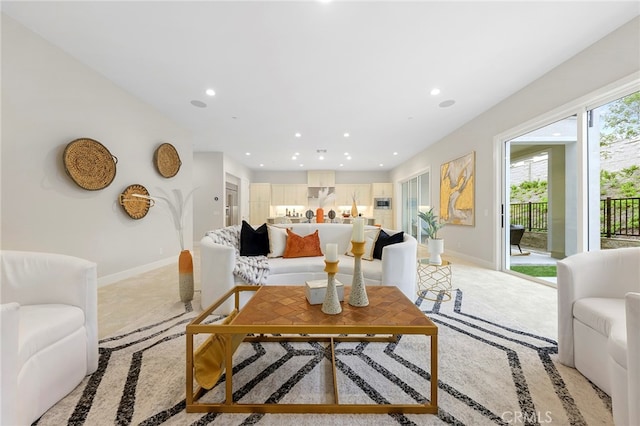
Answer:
(63, 138, 117, 190)
(119, 184, 153, 220)
(154, 143, 181, 178)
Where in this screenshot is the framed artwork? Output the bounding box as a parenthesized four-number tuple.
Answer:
(440, 151, 475, 226)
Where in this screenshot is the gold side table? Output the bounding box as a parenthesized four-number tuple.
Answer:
(417, 259, 452, 301)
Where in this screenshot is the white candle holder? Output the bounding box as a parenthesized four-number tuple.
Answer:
(348, 240, 369, 307)
(322, 260, 342, 315)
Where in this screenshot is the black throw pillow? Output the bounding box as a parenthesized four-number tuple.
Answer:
(373, 230, 404, 260)
(240, 220, 269, 256)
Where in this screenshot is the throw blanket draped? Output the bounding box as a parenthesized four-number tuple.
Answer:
(205, 226, 270, 284)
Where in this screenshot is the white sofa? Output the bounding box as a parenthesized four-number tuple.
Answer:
(200, 223, 417, 312)
(557, 247, 640, 425)
(1, 250, 98, 425)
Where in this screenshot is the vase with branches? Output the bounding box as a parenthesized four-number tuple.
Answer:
(147, 188, 196, 302)
(350, 191, 358, 218)
(316, 187, 335, 223)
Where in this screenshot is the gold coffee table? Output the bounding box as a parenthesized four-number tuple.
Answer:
(186, 285, 438, 414)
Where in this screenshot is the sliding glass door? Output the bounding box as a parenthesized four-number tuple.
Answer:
(587, 91, 640, 249)
(401, 171, 430, 244)
(501, 86, 639, 283)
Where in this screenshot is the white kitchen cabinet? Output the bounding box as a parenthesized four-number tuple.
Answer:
(372, 183, 393, 198)
(250, 183, 271, 203)
(272, 184, 307, 205)
(335, 184, 371, 206)
(373, 210, 394, 229)
(307, 170, 335, 187)
(334, 184, 352, 205)
(250, 183, 271, 224)
(249, 202, 270, 225)
(352, 184, 371, 206)
(271, 184, 285, 205)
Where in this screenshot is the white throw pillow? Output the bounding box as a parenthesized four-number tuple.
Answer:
(345, 228, 380, 261)
(267, 225, 288, 258)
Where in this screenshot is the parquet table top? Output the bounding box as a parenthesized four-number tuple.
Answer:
(186, 285, 439, 414)
(232, 285, 435, 329)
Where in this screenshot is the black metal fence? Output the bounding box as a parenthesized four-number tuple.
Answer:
(510, 202, 548, 231)
(601, 197, 640, 237)
(510, 197, 640, 237)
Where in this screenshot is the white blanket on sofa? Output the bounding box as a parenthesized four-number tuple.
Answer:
(205, 226, 269, 285)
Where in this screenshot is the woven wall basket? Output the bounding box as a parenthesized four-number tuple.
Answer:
(63, 138, 117, 190)
(154, 143, 181, 178)
(119, 184, 153, 220)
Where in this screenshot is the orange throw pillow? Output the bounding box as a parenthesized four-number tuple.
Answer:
(283, 229, 323, 258)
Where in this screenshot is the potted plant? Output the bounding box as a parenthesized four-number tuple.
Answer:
(418, 208, 445, 265)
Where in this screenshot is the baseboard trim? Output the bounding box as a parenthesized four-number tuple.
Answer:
(442, 249, 495, 269)
(98, 256, 176, 287)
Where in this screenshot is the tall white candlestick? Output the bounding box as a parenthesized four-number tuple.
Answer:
(352, 218, 365, 242)
(325, 243, 338, 262)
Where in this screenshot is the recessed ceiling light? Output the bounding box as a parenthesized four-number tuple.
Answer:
(259, 164, 264, 167)
(344, 152, 349, 156)
(439, 99, 456, 108)
(319, 156, 325, 160)
(205, 89, 215, 96)
(245, 152, 251, 156)
(343, 133, 350, 138)
(393, 152, 398, 156)
(294, 152, 300, 156)
(299, 164, 304, 167)
(295, 133, 302, 138)
(339, 163, 344, 167)
(430, 88, 441, 96)
(190, 100, 207, 108)
(346, 156, 352, 160)
(292, 156, 297, 160)
(379, 163, 384, 167)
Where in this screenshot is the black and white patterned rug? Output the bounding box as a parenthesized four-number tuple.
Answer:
(35, 290, 612, 425)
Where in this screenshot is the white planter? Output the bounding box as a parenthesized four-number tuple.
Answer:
(428, 238, 444, 265)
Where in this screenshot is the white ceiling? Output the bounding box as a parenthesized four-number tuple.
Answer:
(2, 1, 638, 171)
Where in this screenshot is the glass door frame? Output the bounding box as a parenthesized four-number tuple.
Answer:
(494, 74, 639, 272)
(400, 168, 431, 245)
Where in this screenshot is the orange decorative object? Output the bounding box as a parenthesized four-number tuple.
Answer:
(316, 207, 324, 223)
(179, 250, 194, 302)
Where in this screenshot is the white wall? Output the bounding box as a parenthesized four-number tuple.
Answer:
(192, 152, 253, 239)
(1, 15, 193, 284)
(391, 16, 640, 268)
(193, 152, 225, 239)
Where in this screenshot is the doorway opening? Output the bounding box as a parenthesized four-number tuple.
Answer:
(505, 116, 578, 285)
(225, 182, 239, 227)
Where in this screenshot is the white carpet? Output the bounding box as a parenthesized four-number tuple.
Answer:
(34, 279, 613, 426)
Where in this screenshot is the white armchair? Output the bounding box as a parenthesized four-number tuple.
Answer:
(625, 292, 640, 426)
(557, 247, 640, 425)
(1, 250, 98, 425)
